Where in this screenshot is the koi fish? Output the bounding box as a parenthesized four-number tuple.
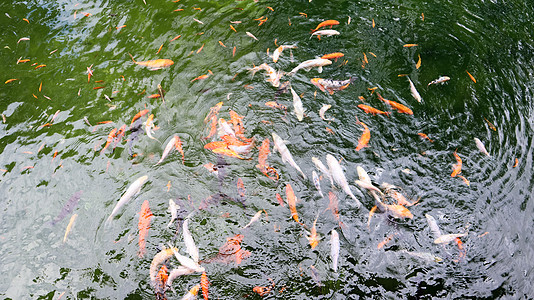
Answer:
(311, 20, 340, 32)
(312, 157, 333, 185)
(375, 198, 413, 219)
(474, 138, 490, 156)
(312, 171, 324, 197)
(407, 76, 422, 102)
(326, 154, 361, 208)
(211, 147, 244, 159)
(101, 128, 118, 154)
(150, 248, 178, 285)
(257, 138, 270, 167)
(154, 265, 169, 300)
(180, 284, 200, 300)
(129, 53, 174, 69)
(306, 215, 320, 249)
(376, 92, 413, 115)
(49, 190, 83, 226)
(290, 86, 304, 121)
(321, 52, 344, 61)
(242, 210, 262, 229)
(326, 191, 343, 227)
(106, 175, 148, 223)
(246, 31, 259, 41)
(167, 199, 180, 228)
(418, 133, 434, 142)
(170, 246, 204, 272)
(319, 104, 334, 121)
(145, 114, 161, 143)
(354, 180, 384, 198)
(357, 104, 390, 116)
(425, 214, 442, 240)
(310, 78, 355, 95)
(265, 101, 287, 110)
(428, 76, 450, 86)
(272, 132, 306, 179)
(249, 63, 284, 88)
(276, 193, 285, 206)
(287, 58, 332, 76)
(138, 200, 153, 258)
(330, 229, 340, 272)
(63, 214, 77, 243)
(156, 135, 179, 165)
(434, 233, 467, 244)
(236, 178, 247, 207)
(175, 136, 185, 164)
(200, 273, 209, 300)
(182, 217, 200, 263)
(272, 45, 297, 63)
(204, 102, 223, 124)
(355, 121, 370, 151)
(310, 29, 340, 40)
(397, 250, 443, 262)
(131, 109, 150, 125)
(285, 183, 300, 223)
(202, 234, 250, 265)
(451, 150, 462, 177)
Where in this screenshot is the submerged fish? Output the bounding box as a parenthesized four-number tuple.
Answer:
(428, 76, 450, 86)
(326, 154, 361, 208)
(156, 135, 179, 165)
(312, 157, 333, 185)
(287, 58, 332, 76)
(242, 210, 262, 229)
(272, 45, 297, 63)
(49, 190, 83, 226)
(182, 216, 200, 263)
(290, 86, 304, 121)
(249, 63, 283, 87)
(330, 229, 340, 272)
(138, 200, 153, 258)
(106, 175, 148, 224)
(312, 171, 324, 197)
(407, 76, 422, 102)
(311, 78, 355, 95)
(311, 20, 340, 32)
(425, 214, 442, 240)
(310, 29, 340, 39)
(129, 53, 174, 69)
(306, 215, 320, 249)
(286, 183, 300, 223)
(434, 233, 467, 244)
(63, 214, 77, 243)
(319, 104, 334, 121)
(272, 132, 306, 179)
(397, 250, 443, 262)
(167, 199, 180, 228)
(474, 137, 490, 156)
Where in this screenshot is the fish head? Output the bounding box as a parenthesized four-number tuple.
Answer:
(389, 205, 413, 219)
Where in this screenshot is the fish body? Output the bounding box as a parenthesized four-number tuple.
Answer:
(319, 104, 334, 121)
(272, 132, 306, 179)
(182, 217, 200, 263)
(154, 265, 169, 300)
(201, 272, 209, 300)
(376, 92, 413, 115)
(474, 138, 490, 156)
(434, 233, 467, 244)
(357, 104, 390, 116)
(150, 248, 178, 285)
(428, 76, 450, 86)
(166, 267, 195, 291)
(290, 86, 304, 121)
(171, 248, 204, 272)
(407, 76, 422, 102)
(311, 20, 340, 32)
(355, 121, 370, 151)
(156, 135, 178, 165)
(217, 118, 236, 138)
(311, 78, 355, 95)
(138, 200, 153, 258)
(145, 114, 160, 142)
(398, 250, 443, 262)
(285, 183, 300, 223)
(330, 229, 340, 271)
(236, 178, 247, 207)
(63, 214, 77, 243)
(246, 31, 258, 40)
(310, 29, 340, 39)
(180, 284, 200, 300)
(321, 52, 344, 61)
(306, 216, 320, 249)
(272, 45, 297, 63)
(106, 175, 148, 223)
(354, 180, 384, 197)
(50, 190, 83, 226)
(375, 199, 413, 219)
(425, 214, 442, 240)
(249, 63, 283, 87)
(242, 210, 262, 229)
(326, 154, 361, 208)
(287, 59, 332, 76)
(167, 199, 180, 228)
(131, 109, 150, 125)
(451, 151, 462, 177)
(129, 53, 174, 69)
(312, 171, 324, 197)
(312, 157, 333, 185)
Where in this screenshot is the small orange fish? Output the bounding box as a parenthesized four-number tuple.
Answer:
(101, 128, 118, 154)
(321, 52, 344, 61)
(5, 79, 18, 84)
(191, 74, 209, 82)
(355, 121, 370, 151)
(233, 46, 236, 57)
(93, 86, 105, 90)
(131, 109, 150, 125)
(285, 183, 299, 223)
(311, 20, 340, 32)
(34, 64, 46, 69)
(265, 101, 287, 110)
(357, 104, 390, 116)
(175, 136, 184, 164)
(306, 215, 320, 249)
(204, 141, 228, 150)
(211, 147, 244, 159)
(257, 138, 270, 167)
(418, 132, 434, 142)
(466, 70, 476, 83)
(377, 233, 397, 249)
(147, 93, 161, 99)
(276, 193, 285, 206)
(205, 115, 218, 140)
(128, 53, 174, 69)
(219, 41, 226, 47)
(367, 205, 378, 227)
(458, 175, 470, 186)
(416, 54, 421, 69)
(138, 200, 153, 258)
(230, 24, 237, 32)
(403, 44, 418, 47)
(197, 43, 205, 54)
(17, 58, 30, 64)
(513, 158, 519, 168)
(376, 92, 413, 115)
(170, 35, 181, 42)
(201, 272, 209, 300)
(451, 150, 462, 177)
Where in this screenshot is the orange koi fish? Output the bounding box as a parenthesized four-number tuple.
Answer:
(101, 128, 118, 154)
(229, 110, 246, 136)
(376, 199, 413, 219)
(376, 92, 413, 115)
(204, 141, 228, 150)
(306, 215, 320, 249)
(205, 115, 218, 140)
(211, 147, 244, 159)
(357, 104, 390, 116)
(131, 109, 150, 125)
(321, 52, 344, 61)
(128, 53, 174, 69)
(276, 193, 285, 206)
(5, 78, 18, 84)
(202, 234, 250, 265)
(265, 101, 287, 110)
(257, 138, 270, 167)
(150, 248, 177, 286)
(451, 150, 462, 177)
(154, 265, 168, 300)
(175, 136, 184, 164)
(285, 183, 299, 223)
(403, 44, 418, 47)
(355, 121, 370, 151)
(418, 133, 434, 142)
(311, 20, 340, 32)
(204, 102, 223, 124)
(310, 78, 355, 95)
(466, 70, 476, 83)
(367, 205, 377, 227)
(112, 124, 128, 150)
(201, 272, 209, 300)
(138, 200, 153, 258)
(326, 191, 343, 227)
(377, 233, 397, 249)
(237, 178, 246, 206)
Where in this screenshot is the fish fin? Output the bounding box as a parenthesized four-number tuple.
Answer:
(318, 66, 323, 73)
(128, 52, 136, 63)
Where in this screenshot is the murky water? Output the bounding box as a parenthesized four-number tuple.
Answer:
(1, 0, 533, 299)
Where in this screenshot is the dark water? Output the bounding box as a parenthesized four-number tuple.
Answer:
(1, 0, 533, 299)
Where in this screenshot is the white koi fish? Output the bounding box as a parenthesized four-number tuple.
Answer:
(272, 132, 307, 179)
(319, 104, 334, 121)
(428, 76, 450, 86)
(150, 247, 178, 285)
(156, 135, 178, 165)
(145, 114, 161, 143)
(287, 58, 332, 76)
(217, 118, 236, 138)
(182, 217, 200, 263)
(106, 175, 148, 224)
(167, 199, 179, 228)
(311, 78, 356, 95)
(397, 250, 443, 262)
(407, 76, 422, 102)
(272, 45, 297, 63)
(290, 86, 304, 121)
(180, 284, 200, 300)
(434, 233, 467, 244)
(425, 214, 442, 240)
(170, 246, 205, 273)
(330, 229, 340, 272)
(242, 210, 262, 229)
(166, 267, 196, 291)
(474, 138, 490, 156)
(249, 63, 283, 87)
(312, 157, 333, 185)
(354, 179, 384, 198)
(246, 31, 258, 41)
(310, 29, 340, 39)
(326, 154, 361, 208)
(312, 171, 324, 197)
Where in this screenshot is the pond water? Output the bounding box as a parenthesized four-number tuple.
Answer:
(1, 0, 533, 299)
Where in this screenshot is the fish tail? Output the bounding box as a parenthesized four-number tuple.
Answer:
(349, 77, 357, 84)
(128, 52, 137, 63)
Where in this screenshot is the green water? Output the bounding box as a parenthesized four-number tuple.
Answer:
(1, 0, 533, 299)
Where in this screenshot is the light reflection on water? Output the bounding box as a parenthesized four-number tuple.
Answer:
(1, 0, 533, 299)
